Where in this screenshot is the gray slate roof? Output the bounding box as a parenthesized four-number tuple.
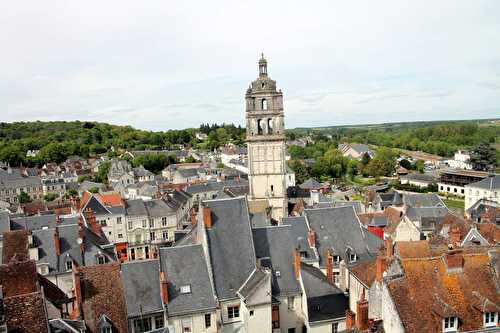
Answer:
(125, 199, 148, 217)
(159, 244, 217, 316)
(465, 175, 500, 190)
(403, 193, 444, 208)
(121, 259, 163, 318)
(10, 214, 78, 231)
(300, 178, 322, 190)
(144, 199, 175, 217)
(282, 216, 318, 263)
(205, 197, 256, 300)
(304, 206, 382, 267)
(252, 226, 302, 297)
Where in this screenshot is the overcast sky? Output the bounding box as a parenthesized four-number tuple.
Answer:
(1, 1, 500, 131)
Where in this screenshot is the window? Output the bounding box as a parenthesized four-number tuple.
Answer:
(333, 255, 340, 264)
(270, 185, 274, 194)
(97, 255, 105, 265)
(484, 312, 497, 327)
(100, 219, 107, 226)
(250, 310, 254, 316)
(332, 322, 339, 333)
(118, 233, 123, 238)
(180, 285, 191, 294)
(117, 217, 122, 224)
(262, 99, 268, 110)
(268, 118, 273, 134)
(150, 231, 156, 240)
(154, 315, 164, 329)
(288, 329, 296, 333)
(142, 220, 147, 228)
(443, 317, 457, 332)
(288, 296, 295, 310)
(133, 318, 152, 333)
(349, 253, 357, 263)
(257, 119, 264, 135)
(205, 313, 211, 328)
(149, 219, 154, 228)
(228, 305, 240, 319)
(162, 217, 167, 226)
(333, 271, 340, 284)
(101, 327, 111, 333)
(65, 260, 73, 271)
(181, 318, 192, 333)
(128, 221, 133, 230)
(131, 248, 135, 260)
(162, 230, 168, 240)
(272, 305, 280, 328)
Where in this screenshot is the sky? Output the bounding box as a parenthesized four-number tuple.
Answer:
(1, 1, 500, 131)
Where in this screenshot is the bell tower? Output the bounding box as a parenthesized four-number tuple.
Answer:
(246, 54, 287, 221)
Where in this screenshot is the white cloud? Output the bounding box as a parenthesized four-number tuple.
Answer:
(1, 0, 499, 130)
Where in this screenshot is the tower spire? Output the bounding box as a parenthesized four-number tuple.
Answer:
(259, 53, 267, 77)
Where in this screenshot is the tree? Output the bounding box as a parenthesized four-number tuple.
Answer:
(361, 152, 371, 166)
(470, 143, 496, 171)
(18, 191, 31, 204)
(66, 189, 78, 198)
(88, 187, 100, 193)
(399, 159, 412, 170)
(44, 193, 57, 202)
(0, 145, 25, 166)
(94, 161, 111, 183)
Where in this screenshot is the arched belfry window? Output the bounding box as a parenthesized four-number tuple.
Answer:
(267, 118, 273, 134)
(262, 99, 268, 110)
(257, 119, 264, 135)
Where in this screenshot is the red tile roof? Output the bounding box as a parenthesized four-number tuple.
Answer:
(349, 259, 377, 287)
(2, 229, 29, 263)
(0, 260, 38, 297)
(387, 249, 500, 333)
(477, 223, 500, 245)
(4, 292, 49, 333)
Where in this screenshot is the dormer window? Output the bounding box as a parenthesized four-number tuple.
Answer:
(333, 255, 340, 264)
(262, 99, 268, 110)
(96, 254, 105, 265)
(349, 253, 357, 263)
(65, 260, 73, 271)
(180, 285, 191, 294)
(484, 312, 498, 327)
(443, 316, 458, 332)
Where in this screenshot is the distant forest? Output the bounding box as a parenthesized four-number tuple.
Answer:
(0, 121, 245, 166)
(0, 119, 498, 167)
(288, 120, 500, 158)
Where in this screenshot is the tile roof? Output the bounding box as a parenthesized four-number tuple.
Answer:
(159, 244, 217, 316)
(121, 259, 163, 318)
(403, 193, 444, 208)
(4, 291, 49, 333)
(125, 199, 148, 217)
(349, 258, 377, 287)
(205, 197, 256, 300)
(387, 249, 500, 333)
(78, 263, 128, 333)
(304, 206, 382, 267)
(465, 174, 500, 190)
(477, 223, 500, 245)
(2, 229, 29, 263)
(299, 178, 322, 190)
(253, 225, 302, 297)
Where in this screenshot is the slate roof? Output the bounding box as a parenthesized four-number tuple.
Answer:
(299, 178, 322, 190)
(465, 174, 500, 190)
(301, 262, 348, 322)
(185, 182, 223, 195)
(403, 193, 444, 208)
(332, 200, 363, 214)
(125, 199, 148, 217)
(252, 226, 302, 297)
(177, 168, 199, 178)
(144, 199, 175, 217)
(159, 244, 217, 316)
(282, 216, 318, 263)
(205, 197, 256, 300)
(121, 259, 163, 318)
(0, 211, 10, 233)
(237, 268, 269, 300)
(304, 206, 382, 267)
(406, 207, 450, 228)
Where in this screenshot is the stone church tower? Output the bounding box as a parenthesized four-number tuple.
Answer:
(246, 54, 287, 221)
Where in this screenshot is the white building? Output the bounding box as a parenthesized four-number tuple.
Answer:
(464, 174, 499, 210)
(446, 150, 472, 170)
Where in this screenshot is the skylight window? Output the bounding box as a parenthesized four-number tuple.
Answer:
(180, 285, 191, 294)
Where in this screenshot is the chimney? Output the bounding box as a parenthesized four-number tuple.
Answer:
(56, 215, 61, 224)
(356, 289, 369, 331)
(160, 271, 169, 304)
(346, 310, 355, 330)
(444, 249, 464, 273)
(78, 225, 85, 254)
(308, 229, 316, 248)
(203, 207, 212, 229)
(384, 238, 393, 258)
(326, 249, 334, 284)
(449, 227, 461, 244)
(190, 208, 197, 226)
(294, 248, 301, 280)
(72, 270, 83, 318)
(376, 255, 386, 282)
(54, 227, 61, 256)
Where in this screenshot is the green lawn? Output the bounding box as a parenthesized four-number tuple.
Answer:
(443, 198, 465, 210)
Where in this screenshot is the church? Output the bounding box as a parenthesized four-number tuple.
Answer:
(246, 54, 288, 222)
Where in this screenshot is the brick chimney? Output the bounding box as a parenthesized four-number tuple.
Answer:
(54, 227, 61, 256)
(449, 226, 461, 245)
(72, 270, 83, 318)
(326, 249, 334, 284)
(444, 249, 464, 273)
(203, 207, 212, 229)
(356, 289, 369, 331)
(384, 238, 393, 258)
(376, 255, 386, 282)
(78, 225, 85, 254)
(308, 229, 316, 248)
(160, 271, 169, 304)
(346, 310, 355, 330)
(294, 248, 301, 280)
(190, 208, 197, 226)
